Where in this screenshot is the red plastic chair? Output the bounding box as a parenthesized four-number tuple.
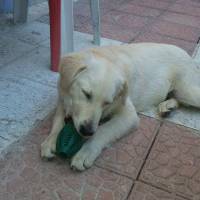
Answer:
(49, 0, 61, 72)
(48, 0, 100, 72)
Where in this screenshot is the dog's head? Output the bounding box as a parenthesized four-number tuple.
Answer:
(59, 52, 127, 137)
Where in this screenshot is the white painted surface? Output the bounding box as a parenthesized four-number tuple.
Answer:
(61, 0, 74, 55)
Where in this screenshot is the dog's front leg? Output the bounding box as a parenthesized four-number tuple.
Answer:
(71, 98, 140, 171)
(41, 99, 65, 159)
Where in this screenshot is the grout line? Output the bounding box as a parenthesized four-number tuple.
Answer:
(94, 164, 135, 200)
(147, 31, 198, 44)
(126, 122, 163, 199)
(125, 182, 135, 200)
(136, 122, 162, 179)
(94, 165, 136, 200)
(160, 9, 200, 18)
(125, 183, 134, 200)
(130, 29, 198, 45)
(164, 119, 200, 137)
(141, 112, 200, 137)
(138, 180, 191, 200)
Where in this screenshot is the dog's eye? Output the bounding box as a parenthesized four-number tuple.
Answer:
(103, 101, 111, 106)
(82, 90, 92, 100)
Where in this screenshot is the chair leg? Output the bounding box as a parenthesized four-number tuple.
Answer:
(49, 0, 61, 72)
(90, 0, 100, 45)
(61, 0, 74, 56)
(13, 0, 28, 23)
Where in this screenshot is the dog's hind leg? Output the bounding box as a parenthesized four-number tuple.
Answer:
(174, 83, 200, 109)
(158, 83, 200, 116)
(158, 98, 179, 117)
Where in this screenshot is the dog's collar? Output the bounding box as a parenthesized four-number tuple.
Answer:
(65, 115, 112, 126)
(64, 116, 73, 124)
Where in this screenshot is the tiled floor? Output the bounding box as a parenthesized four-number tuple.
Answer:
(0, 116, 134, 200)
(1, 115, 200, 199)
(95, 116, 160, 179)
(140, 122, 200, 199)
(72, 0, 200, 54)
(1, 0, 200, 199)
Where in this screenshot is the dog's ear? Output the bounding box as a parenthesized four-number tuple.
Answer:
(114, 80, 128, 104)
(59, 54, 87, 91)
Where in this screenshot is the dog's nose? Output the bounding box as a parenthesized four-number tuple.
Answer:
(79, 123, 94, 137)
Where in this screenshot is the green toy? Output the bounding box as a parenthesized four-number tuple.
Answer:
(56, 120, 86, 158)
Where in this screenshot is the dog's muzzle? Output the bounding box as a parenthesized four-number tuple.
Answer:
(79, 123, 94, 137)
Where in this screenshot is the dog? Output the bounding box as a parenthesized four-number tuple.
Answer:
(41, 43, 200, 171)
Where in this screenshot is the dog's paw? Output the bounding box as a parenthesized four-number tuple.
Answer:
(158, 99, 179, 117)
(41, 139, 56, 159)
(71, 146, 100, 171)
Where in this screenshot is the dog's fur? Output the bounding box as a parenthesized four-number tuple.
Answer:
(41, 43, 200, 171)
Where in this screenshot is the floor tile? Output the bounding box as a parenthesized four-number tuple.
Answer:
(6, 21, 50, 46)
(0, 46, 58, 87)
(96, 115, 160, 179)
(168, 1, 200, 17)
(102, 10, 152, 29)
(78, 22, 140, 43)
(0, 118, 133, 200)
(133, 0, 172, 10)
(0, 35, 35, 67)
(74, 2, 109, 18)
(99, 0, 125, 10)
(134, 31, 196, 54)
(161, 12, 200, 28)
(140, 122, 200, 199)
(99, 23, 140, 42)
(116, 4, 163, 17)
(128, 181, 186, 200)
(36, 14, 49, 24)
(147, 19, 200, 42)
(175, 0, 200, 8)
(74, 2, 91, 18)
(74, 15, 91, 32)
(29, 0, 46, 6)
(27, 1, 49, 22)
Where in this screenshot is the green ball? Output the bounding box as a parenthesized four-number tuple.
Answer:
(56, 121, 86, 158)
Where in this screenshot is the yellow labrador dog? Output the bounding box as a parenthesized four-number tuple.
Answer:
(41, 43, 200, 171)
